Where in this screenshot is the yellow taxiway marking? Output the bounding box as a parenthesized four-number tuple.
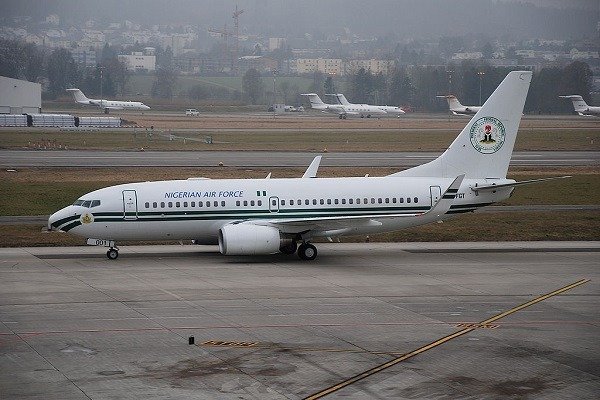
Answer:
(304, 278, 590, 400)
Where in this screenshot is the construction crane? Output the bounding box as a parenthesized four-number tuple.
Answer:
(232, 5, 244, 74)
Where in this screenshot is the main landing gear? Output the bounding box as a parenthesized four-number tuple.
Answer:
(297, 243, 317, 261)
(106, 247, 119, 260)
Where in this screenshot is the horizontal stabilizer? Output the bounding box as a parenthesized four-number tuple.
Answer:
(470, 176, 571, 192)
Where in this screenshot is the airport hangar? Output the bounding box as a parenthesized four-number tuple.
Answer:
(0, 75, 41, 114)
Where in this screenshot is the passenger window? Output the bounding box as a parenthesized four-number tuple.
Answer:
(206, 202, 210, 207)
(371, 198, 375, 204)
(320, 199, 324, 205)
(385, 198, 389, 204)
(191, 201, 195, 207)
(348, 199, 353, 204)
(152, 202, 157, 208)
(414, 197, 418, 203)
(392, 198, 397, 204)
(313, 199, 317, 205)
(327, 199, 331, 205)
(258, 200, 262, 206)
(290, 200, 294, 205)
(243, 201, 248, 206)
(341, 199, 346, 204)
(199, 201, 203, 207)
(183, 201, 188, 207)
(378, 198, 382, 204)
(214, 201, 218, 207)
(364, 198, 368, 204)
(334, 199, 339, 205)
(145, 202, 150, 208)
(168, 202, 173, 208)
(400, 198, 404, 203)
(251, 200, 255, 206)
(91, 200, 101, 207)
(221, 201, 225, 207)
(305, 199, 309, 205)
(407, 197, 411, 203)
(82, 200, 91, 208)
(281, 200, 286, 206)
(161, 202, 165, 208)
(236, 200, 240, 206)
(176, 202, 180, 207)
(298, 199, 301, 205)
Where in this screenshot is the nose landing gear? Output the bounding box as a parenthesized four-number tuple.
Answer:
(106, 247, 119, 260)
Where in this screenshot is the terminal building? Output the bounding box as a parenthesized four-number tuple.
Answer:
(0, 76, 42, 114)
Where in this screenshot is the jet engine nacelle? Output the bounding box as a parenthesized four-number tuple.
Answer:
(218, 224, 282, 255)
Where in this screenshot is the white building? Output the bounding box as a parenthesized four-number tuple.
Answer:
(269, 38, 286, 51)
(117, 52, 156, 71)
(0, 76, 42, 114)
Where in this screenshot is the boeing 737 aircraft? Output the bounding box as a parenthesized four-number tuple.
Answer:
(437, 95, 482, 116)
(559, 95, 600, 116)
(67, 88, 150, 114)
(302, 93, 386, 119)
(49, 71, 564, 261)
(328, 93, 405, 117)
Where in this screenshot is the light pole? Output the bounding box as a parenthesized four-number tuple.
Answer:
(99, 66, 104, 113)
(445, 69, 453, 95)
(477, 71, 485, 106)
(272, 69, 278, 105)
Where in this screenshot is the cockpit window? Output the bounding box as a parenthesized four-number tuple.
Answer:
(91, 200, 101, 207)
(73, 200, 84, 206)
(81, 200, 92, 208)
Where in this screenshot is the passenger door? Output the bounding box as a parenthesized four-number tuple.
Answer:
(430, 186, 442, 207)
(122, 190, 138, 220)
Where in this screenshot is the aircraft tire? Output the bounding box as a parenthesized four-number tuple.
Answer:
(298, 243, 317, 261)
(107, 248, 119, 260)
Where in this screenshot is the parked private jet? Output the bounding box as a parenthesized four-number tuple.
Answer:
(559, 95, 600, 116)
(437, 94, 482, 116)
(50, 71, 565, 260)
(327, 93, 405, 117)
(66, 88, 150, 114)
(302, 93, 386, 119)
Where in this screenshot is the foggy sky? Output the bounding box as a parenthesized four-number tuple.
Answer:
(2, 0, 599, 40)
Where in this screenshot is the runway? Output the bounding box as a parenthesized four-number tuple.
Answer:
(1, 242, 598, 399)
(1, 150, 598, 168)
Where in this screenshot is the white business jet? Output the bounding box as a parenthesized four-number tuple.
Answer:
(302, 93, 386, 119)
(328, 93, 405, 117)
(437, 94, 482, 116)
(49, 71, 565, 261)
(66, 88, 150, 114)
(559, 95, 600, 116)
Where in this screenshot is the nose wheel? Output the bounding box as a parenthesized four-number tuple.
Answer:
(106, 248, 119, 260)
(298, 243, 317, 261)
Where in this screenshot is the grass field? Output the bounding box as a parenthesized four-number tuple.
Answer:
(2, 129, 598, 152)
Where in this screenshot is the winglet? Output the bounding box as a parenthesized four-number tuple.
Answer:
(425, 174, 465, 218)
(302, 156, 322, 178)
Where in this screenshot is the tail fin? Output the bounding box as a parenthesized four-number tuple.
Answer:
(437, 95, 463, 111)
(393, 71, 532, 179)
(335, 94, 350, 105)
(559, 95, 588, 112)
(301, 93, 325, 107)
(66, 88, 90, 104)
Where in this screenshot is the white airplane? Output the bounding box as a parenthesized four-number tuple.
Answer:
(328, 93, 405, 117)
(66, 88, 150, 114)
(437, 94, 482, 116)
(559, 95, 600, 116)
(49, 71, 566, 261)
(301, 93, 386, 119)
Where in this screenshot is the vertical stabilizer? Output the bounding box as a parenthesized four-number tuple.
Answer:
(301, 93, 325, 107)
(559, 95, 588, 113)
(393, 71, 532, 179)
(66, 88, 91, 104)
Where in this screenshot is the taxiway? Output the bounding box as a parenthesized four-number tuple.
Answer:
(1, 242, 598, 399)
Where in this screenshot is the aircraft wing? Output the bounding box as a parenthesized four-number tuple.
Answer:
(258, 175, 465, 235)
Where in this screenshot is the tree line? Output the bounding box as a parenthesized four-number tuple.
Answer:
(1, 38, 593, 113)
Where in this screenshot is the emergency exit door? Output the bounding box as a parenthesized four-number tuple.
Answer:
(430, 186, 442, 207)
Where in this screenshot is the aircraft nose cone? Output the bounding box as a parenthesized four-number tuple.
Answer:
(48, 207, 75, 232)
